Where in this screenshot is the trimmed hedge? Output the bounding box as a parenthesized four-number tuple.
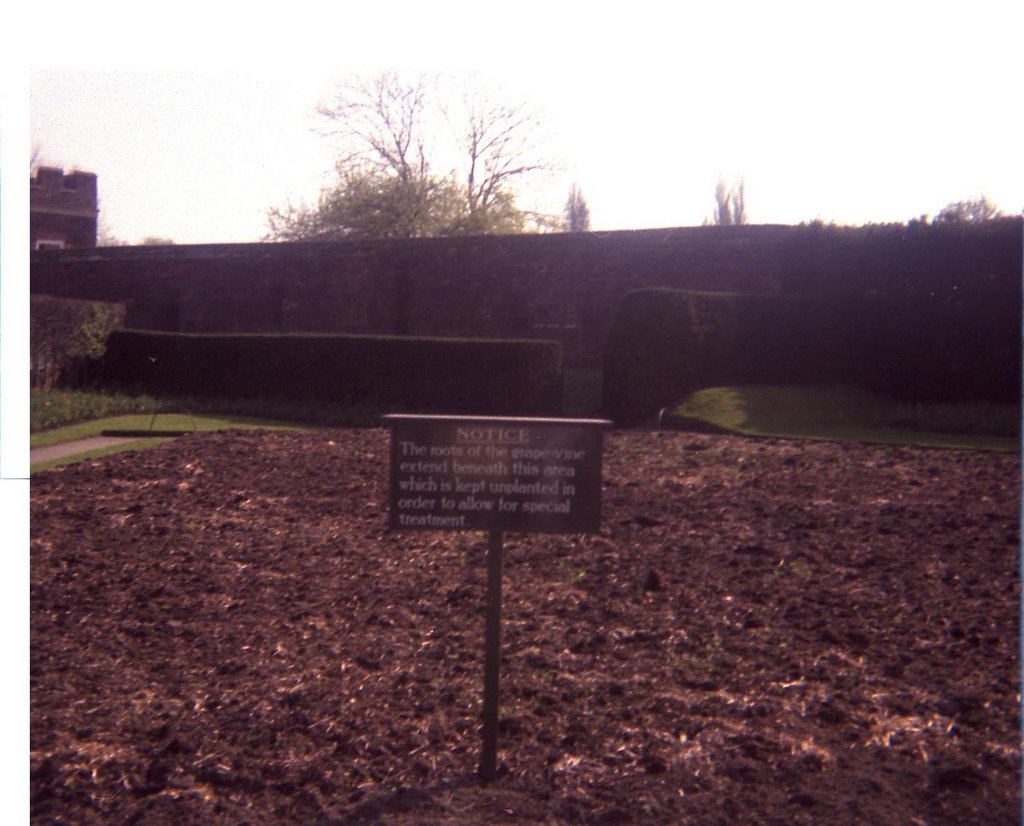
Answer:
(603, 280, 1022, 427)
(779, 219, 1021, 404)
(100, 331, 563, 416)
(603, 290, 825, 426)
(821, 279, 1021, 405)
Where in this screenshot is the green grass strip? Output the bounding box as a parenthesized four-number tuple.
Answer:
(31, 413, 307, 449)
(671, 385, 1020, 453)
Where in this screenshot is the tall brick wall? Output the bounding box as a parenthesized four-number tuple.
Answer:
(30, 220, 1022, 368)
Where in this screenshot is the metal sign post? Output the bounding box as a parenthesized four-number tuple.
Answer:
(383, 414, 611, 782)
(480, 530, 504, 781)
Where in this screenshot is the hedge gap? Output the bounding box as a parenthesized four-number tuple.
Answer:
(603, 279, 1021, 427)
(603, 290, 825, 425)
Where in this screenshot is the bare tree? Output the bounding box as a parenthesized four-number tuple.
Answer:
(269, 73, 553, 240)
(458, 92, 548, 220)
(729, 179, 746, 225)
(317, 72, 432, 184)
(709, 177, 747, 226)
(564, 184, 591, 232)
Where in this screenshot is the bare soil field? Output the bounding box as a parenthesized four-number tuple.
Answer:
(31, 429, 1020, 824)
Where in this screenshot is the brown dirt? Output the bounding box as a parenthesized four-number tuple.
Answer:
(31, 429, 1021, 825)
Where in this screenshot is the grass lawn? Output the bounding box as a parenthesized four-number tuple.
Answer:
(670, 385, 1020, 452)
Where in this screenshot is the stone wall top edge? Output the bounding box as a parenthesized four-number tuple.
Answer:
(29, 224, 805, 262)
(30, 219, 1020, 265)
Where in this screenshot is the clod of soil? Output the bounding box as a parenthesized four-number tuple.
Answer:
(31, 429, 1020, 824)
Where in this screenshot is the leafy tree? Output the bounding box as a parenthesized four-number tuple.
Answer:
(31, 295, 125, 389)
(563, 184, 591, 232)
(140, 236, 175, 246)
(269, 170, 463, 241)
(708, 177, 747, 226)
(933, 196, 1004, 224)
(97, 225, 127, 246)
(266, 72, 551, 240)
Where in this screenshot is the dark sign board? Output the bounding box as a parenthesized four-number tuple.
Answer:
(384, 415, 611, 534)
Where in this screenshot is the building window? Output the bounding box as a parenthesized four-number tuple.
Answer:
(35, 240, 66, 250)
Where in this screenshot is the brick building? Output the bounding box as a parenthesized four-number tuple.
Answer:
(30, 167, 98, 250)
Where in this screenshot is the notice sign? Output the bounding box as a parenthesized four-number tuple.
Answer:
(384, 415, 611, 534)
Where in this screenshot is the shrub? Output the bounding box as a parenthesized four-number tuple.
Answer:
(100, 331, 563, 416)
(31, 295, 126, 390)
(31, 389, 161, 432)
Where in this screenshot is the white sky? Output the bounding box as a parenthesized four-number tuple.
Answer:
(16, 1, 1024, 245)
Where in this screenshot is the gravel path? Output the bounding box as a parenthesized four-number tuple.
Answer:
(30, 436, 147, 465)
